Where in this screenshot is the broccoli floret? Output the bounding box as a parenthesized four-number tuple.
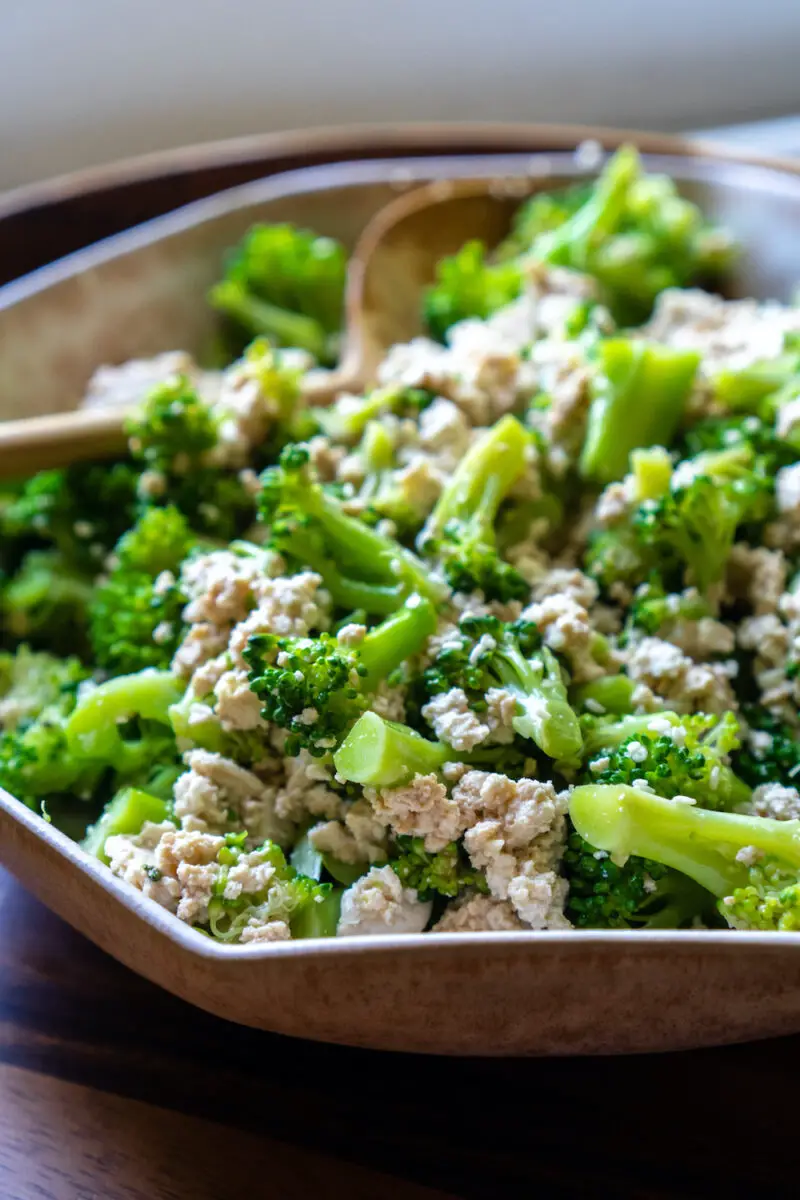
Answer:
(341, 419, 437, 536)
(569, 782, 800, 930)
(582, 710, 751, 810)
(734, 707, 800, 789)
(244, 596, 436, 756)
(423, 612, 583, 761)
(563, 829, 715, 928)
(260, 445, 445, 614)
(313, 385, 434, 444)
(2, 462, 138, 571)
(89, 507, 194, 676)
(423, 241, 524, 342)
(711, 349, 800, 414)
(207, 836, 339, 941)
(0, 647, 99, 805)
(580, 339, 699, 484)
(417, 415, 529, 602)
(533, 146, 736, 321)
(0, 646, 87, 732)
(209, 222, 346, 364)
(625, 579, 711, 638)
(333, 710, 521, 789)
(2, 549, 93, 655)
(634, 454, 771, 595)
(389, 836, 488, 900)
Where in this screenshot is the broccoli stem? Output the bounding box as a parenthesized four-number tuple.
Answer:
(81, 786, 170, 864)
(357, 597, 437, 690)
(209, 279, 329, 361)
(569, 783, 800, 898)
(572, 674, 636, 715)
(580, 712, 680, 759)
(334, 712, 451, 788)
(494, 644, 583, 760)
(290, 888, 342, 938)
(421, 414, 528, 546)
(65, 669, 183, 759)
(536, 144, 640, 270)
(580, 339, 699, 484)
(271, 460, 446, 614)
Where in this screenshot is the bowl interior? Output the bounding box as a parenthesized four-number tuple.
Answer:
(2, 149, 800, 424)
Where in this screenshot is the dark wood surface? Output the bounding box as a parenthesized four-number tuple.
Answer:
(0, 860, 798, 1200)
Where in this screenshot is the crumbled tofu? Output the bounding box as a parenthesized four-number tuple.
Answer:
(522, 593, 611, 683)
(308, 799, 387, 864)
(82, 353, 218, 410)
(776, 464, 800, 514)
(239, 918, 292, 944)
(751, 783, 800, 821)
(368, 773, 463, 852)
(433, 892, 525, 932)
(532, 568, 599, 611)
(624, 636, 737, 714)
(173, 749, 290, 844)
(336, 866, 432, 936)
(421, 688, 490, 751)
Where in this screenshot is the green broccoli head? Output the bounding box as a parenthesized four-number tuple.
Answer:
(209, 222, 346, 364)
(1, 462, 138, 571)
(734, 706, 800, 789)
(583, 710, 751, 811)
(563, 829, 715, 928)
(389, 835, 488, 900)
(244, 596, 435, 756)
(2, 549, 93, 656)
(89, 507, 195, 677)
(126, 374, 219, 475)
(260, 445, 445, 614)
(569, 782, 800, 930)
(417, 415, 530, 603)
(423, 240, 523, 342)
(421, 611, 583, 761)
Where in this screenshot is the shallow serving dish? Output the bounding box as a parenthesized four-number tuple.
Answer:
(4, 127, 800, 1055)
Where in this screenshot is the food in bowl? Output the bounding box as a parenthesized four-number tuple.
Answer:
(2, 146, 800, 944)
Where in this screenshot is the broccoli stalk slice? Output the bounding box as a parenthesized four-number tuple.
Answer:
(209, 279, 329, 362)
(263, 447, 446, 614)
(334, 712, 452, 788)
(333, 711, 511, 788)
(418, 415, 529, 600)
(580, 340, 699, 484)
(572, 674, 636, 715)
(81, 787, 170, 863)
(569, 783, 800, 902)
(492, 643, 583, 760)
(65, 669, 183, 759)
(290, 888, 343, 938)
(712, 351, 800, 412)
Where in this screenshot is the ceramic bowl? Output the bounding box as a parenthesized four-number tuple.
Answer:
(3, 129, 800, 1054)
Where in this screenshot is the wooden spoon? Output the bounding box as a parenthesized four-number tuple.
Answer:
(0, 177, 525, 476)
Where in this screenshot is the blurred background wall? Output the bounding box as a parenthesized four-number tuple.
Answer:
(4, 0, 800, 191)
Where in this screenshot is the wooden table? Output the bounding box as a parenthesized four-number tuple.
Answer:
(0, 861, 797, 1200)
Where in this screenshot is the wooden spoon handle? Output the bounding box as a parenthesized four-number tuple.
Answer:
(0, 408, 129, 477)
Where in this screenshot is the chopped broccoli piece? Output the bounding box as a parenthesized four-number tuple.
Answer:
(580, 339, 698, 484)
(1, 462, 138, 571)
(422, 612, 582, 760)
(65, 669, 183, 762)
(582, 710, 751, 811)
(126, 376, 255, 540)
(423, 241, 523, 343)
(389, 835, 488, 900)
(210, 222, 346, 364)
(417, 415, 529, 602)
(563, 829, 716, 928)
(633, 444, 772, 594)
(333, 711, 517, 789)
(313, 385, 434, 444)
(734, 707, 800, 789)
(569, 782, 800, 930)
(207, 837, 337, 941)
(260, 445, 445, 613)
(89, 507, 194, 676)
(2, 549, 93, 655)
(81, 786, 170, 863)
(244, 595, 436, 756)
(625, 580, 711, 637)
